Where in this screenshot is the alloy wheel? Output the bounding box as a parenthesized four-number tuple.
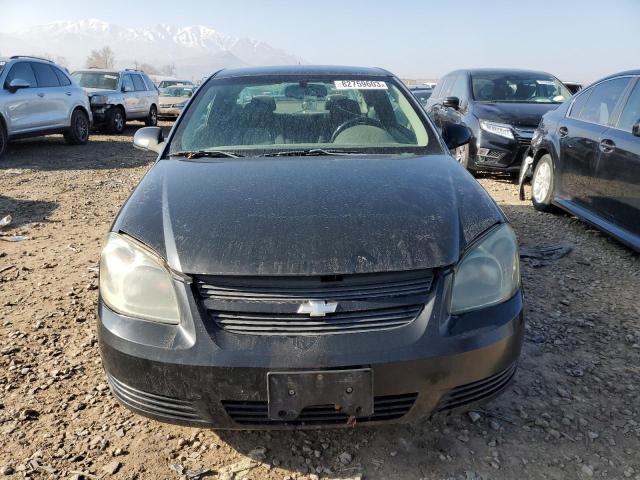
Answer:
(76, 114, 89, 141)
(115, 112, 124, 132)
(533, 161, 551, 202)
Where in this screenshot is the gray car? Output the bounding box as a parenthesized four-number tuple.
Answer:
(0, 56, 92, 159)
(72, 69, 159, 134)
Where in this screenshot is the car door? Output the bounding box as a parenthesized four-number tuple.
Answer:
(2, 61, 40, 133)
(121, 74, 138, 117)
(131, 74, 149, 117)
(31, 62, 67, 128)
(555, 77, 631, 208)
(52, 66, 76, 126)
(590, 77, 640, 238)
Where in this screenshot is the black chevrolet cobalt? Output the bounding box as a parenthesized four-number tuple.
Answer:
(98, 66, 524, 429)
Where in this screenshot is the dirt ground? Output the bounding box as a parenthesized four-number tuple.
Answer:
(0, 123, 638, 480)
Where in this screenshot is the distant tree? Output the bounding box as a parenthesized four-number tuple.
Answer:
(86, 46, 115, 69)
(139, 63, 159, 75)
(160, 63, 176, 76)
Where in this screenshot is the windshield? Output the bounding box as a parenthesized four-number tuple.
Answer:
(170, 76, 432, 156)
(161, 86, 194, 97)
(159, 80, 192, 88)
(471, 73, 571, 104)
(412, 89, 432, 106)
(72, 71, 120, 90)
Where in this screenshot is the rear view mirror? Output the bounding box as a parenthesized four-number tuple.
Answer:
(443, 96, 460, 110)
(133, 127, 164, 154)
(442, 122, 472, 150)
(633, 122, 640, 137)
(6, 78, 30, 93)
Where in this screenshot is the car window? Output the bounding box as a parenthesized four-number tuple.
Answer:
(567, 88, 592, 119)
(449, 74, 467, 100)
(437, 75, 454, 98)
(72, 71, 120, 90)
(471, 72, 570, 103)
(577, 77, 630, 126)
(616, 79, 640, 132)
(53, 67, 72, 86)
(131, 74, 147, 91)
(5, 62, 37, 88)
(122, 74, 135, 92)
(142, 74, 156, 91)
(171, 77, 433, 155)
(32, 63, 61, 88)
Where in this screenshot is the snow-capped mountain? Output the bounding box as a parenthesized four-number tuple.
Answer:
(1, 19, 304, 78)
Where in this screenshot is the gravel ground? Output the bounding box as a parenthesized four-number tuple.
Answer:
(0, 124, 638, 480)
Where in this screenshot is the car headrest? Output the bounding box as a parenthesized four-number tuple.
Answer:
(247, 95, 276, 113)
(326, 96, 361, 117)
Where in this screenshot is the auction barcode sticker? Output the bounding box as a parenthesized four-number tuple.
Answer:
(335, 80, 388, 90)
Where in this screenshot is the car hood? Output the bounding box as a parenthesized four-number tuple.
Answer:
(473, 102, 561, 128)
(113, 155, 504, 275)
(84, 88, 119, 96)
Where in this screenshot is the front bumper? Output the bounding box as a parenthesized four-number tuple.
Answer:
(98, 271, 525, 429)
(90, 104, 116, 125)
(158, 106, 183, 117)
(469, 127, 533, 172)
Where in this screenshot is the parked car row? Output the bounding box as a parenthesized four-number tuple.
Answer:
(0, 56, 199, 158)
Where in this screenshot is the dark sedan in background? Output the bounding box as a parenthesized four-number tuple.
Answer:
(522, 70, 640, 252)
(409, 85, 433, 107)
(427, 69, 572, 173)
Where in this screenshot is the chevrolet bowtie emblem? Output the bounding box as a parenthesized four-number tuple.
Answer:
(297, 300, 338, 317)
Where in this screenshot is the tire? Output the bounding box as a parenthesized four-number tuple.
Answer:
(145, 105, 158, 126)
(106, 107, 125, 134)
(531, 154, 558, 212)
(0, 122, 7, 160)
(63, 109, 90, 145)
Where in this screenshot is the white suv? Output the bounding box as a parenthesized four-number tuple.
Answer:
(0, 56, 92, 159)
(72, 69, 159, 134)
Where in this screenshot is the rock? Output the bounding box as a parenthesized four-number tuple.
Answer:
(580, 464, 594, 477)
(489, 420, 500, 431)
(468, 411, 481, 423)
(587, 431, 599, 440)
(248, 447, 266, 462)
(103, 461, 122, 475)
(1, 466, 15, 475)
(338, 451, 352, 465)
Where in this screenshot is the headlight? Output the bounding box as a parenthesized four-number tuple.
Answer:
(175, 101, 187, 108)
(90, 95, 109, 106)
(479, 120, 514, 140)
(450, 224, 520, 314)
(99, 233, 180, 324)
(531, 129, 542, 146)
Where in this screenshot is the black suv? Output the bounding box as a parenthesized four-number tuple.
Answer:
(427, 69, 571, 173)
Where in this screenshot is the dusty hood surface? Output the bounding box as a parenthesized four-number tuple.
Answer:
(473, 102, 561, 128)
(113, 155, 504, 275)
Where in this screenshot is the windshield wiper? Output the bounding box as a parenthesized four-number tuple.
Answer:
(259, 148, 361, 157)
(168, 150, 244, 159)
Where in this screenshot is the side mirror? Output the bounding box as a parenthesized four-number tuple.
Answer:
(133, 127, 164, 154)
(6, 78, 30, 93)
(442, 122, 472, 150)
(633, 122, 640, 137)
(442, 96, 460, 110)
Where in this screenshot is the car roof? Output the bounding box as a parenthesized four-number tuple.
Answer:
(446, 68, 558, 77)
(597, 70, 640, 81)
(214, 65, 393, 79)
(73, 69, 121, 74)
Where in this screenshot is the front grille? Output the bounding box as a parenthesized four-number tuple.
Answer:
(222, 393, 417, 426)
(107, 374, 206, 423)
(195, 270, 433, 336)
(436, 363, 517, 412)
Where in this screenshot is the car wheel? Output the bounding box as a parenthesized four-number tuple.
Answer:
(64, 109, 90, 145)
(453, 143, 476, 173)
(531, 154, 557, 212)
(107, 107, 125, 134)
(145, 105, 158, 126)
(0, 122, 7, 160)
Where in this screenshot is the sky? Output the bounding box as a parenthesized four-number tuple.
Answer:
(1, 0, 638, 83)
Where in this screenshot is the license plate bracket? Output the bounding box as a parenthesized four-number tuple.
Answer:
(267, 369, 373, 421)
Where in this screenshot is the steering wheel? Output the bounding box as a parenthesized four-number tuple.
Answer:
(331, 117, 385, 142)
